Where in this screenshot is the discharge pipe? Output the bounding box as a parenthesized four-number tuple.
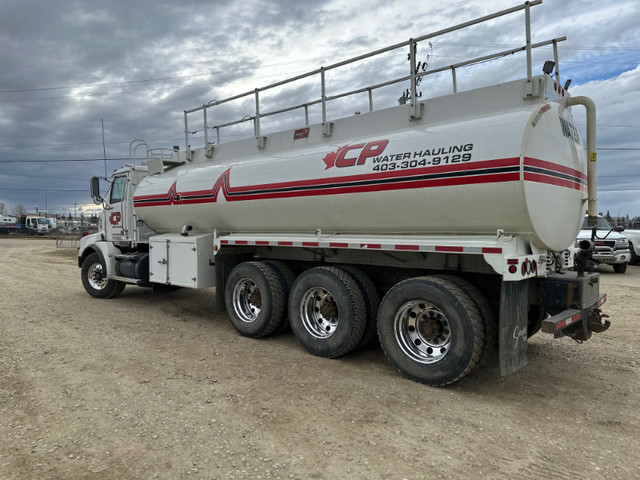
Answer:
(566, 96, 597, 226)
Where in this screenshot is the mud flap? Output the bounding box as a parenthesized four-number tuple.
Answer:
(213, 253, 248, 314)
(499, 280, 529, 376)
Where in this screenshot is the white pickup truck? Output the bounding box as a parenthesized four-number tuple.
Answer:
(622, 221, 640, 265)
(576, 215, 631, 273)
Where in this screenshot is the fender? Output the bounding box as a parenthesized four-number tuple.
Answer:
(78, 236, 121, 278)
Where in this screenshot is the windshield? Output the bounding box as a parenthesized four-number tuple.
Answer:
(37, 218, 48, 225)
(582, 216, 612, 230)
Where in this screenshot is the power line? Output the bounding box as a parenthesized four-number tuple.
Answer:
(0, 172, 89, 180)
(598, 147, 640, 151)
(1, 43, 637, 96)
(1, 42, 636, 104)
(0, 187, 87, 192)
(0, 157, 130, 163)
(0, 50, 370, 96)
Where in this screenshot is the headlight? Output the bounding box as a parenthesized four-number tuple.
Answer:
(616, 238, 629, 248)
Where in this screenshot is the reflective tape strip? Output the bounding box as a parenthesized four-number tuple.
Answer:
(217, 238, 503, 254)
(556, 312, 582, 331)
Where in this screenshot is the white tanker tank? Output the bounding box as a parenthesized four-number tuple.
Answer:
(133, 75, 587, 252)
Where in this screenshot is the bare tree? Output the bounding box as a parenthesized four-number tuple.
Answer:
(0, 202, 6, 215)
(14, 204, 26, 217)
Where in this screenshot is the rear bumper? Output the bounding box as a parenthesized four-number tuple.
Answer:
(538, 272, 610, 341)
(542, 293, 607, 339)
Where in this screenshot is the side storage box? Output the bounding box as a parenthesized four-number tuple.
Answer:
(149, 233, 215, 288)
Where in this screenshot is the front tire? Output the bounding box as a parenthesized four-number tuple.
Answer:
(377, 276, 484, 386)
(629, 243, 638, 265)
(613, 263, 627, 274)
(81, 252, 126, 299)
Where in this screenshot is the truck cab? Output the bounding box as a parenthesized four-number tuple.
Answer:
(20, 216, 49, 235)
(90, 165, 157, 247)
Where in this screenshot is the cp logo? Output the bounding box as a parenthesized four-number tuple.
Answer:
(109, 212, 121, 225)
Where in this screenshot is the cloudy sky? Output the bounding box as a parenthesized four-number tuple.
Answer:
(0, 0, 638, 221)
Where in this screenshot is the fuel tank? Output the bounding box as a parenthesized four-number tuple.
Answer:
(133, 75, 587, 252)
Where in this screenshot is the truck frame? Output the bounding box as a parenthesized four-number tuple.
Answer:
(79, 2, 610, 386)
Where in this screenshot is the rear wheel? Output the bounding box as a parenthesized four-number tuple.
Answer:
(434, 275, 497, 365)
(339, 265, 380, 349)
(377, 276, 484, 386)
(225, 261, 285, 338)
(81, 252, 126, 299)
(265, 260, 296, 332)
(289, 266, 366, 358)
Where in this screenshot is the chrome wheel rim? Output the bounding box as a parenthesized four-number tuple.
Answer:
(394, 300, 451, 364)
(232, 278, 261, 323)
(88, 262, 108, 290)
(300, 287, 338, 338)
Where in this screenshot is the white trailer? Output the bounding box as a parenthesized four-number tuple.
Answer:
(78, 2, 610, 386)
(0, 215, 18, 234)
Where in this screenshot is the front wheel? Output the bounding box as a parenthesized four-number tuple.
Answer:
(81, 252, 126, 299)
(377, 276, 484, 386)
(629, 243, 638, 265)
(613, 263, 627, 274)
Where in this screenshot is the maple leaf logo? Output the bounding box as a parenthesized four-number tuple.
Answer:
(322, 149, 339, 170)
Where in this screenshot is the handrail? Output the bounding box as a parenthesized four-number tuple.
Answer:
(129, 138, 174, 164)
(184, 1, 552, 152)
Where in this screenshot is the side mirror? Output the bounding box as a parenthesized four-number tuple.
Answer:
(613, 226, 625, 233)
(90, 177, 103, 205)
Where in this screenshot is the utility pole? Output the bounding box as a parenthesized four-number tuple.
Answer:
(101, 118, 108, 179)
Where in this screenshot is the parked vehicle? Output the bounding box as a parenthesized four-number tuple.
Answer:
(16, 215, 49, 235)
(620, 221, 640, 265)
(576, 215, 631, 273)
(0, 215, 18, 234)
(78, 2, 610, 386)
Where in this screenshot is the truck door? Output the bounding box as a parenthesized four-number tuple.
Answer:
(105, 175, 130, 242)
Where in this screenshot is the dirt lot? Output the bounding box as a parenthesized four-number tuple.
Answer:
(1, 238, 638, 479)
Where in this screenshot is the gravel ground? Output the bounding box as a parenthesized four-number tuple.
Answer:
(1, 238, 638, 479)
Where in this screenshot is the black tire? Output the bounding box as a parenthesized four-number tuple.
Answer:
(629, 243, 638, 265)
(265, 260, 296, 332)
(289, 266, 367, 358)
(339, 265, 380, 349)
(377, 276, 484, 386)
(81, 252, 126, 299)
(224, 261, 285, 338)
(613, 263, 627, 274)
(433, 275, 497, 366)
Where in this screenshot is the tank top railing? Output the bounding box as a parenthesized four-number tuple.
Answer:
(129, 139, 175, 164)
(183, 0, 564, 156)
